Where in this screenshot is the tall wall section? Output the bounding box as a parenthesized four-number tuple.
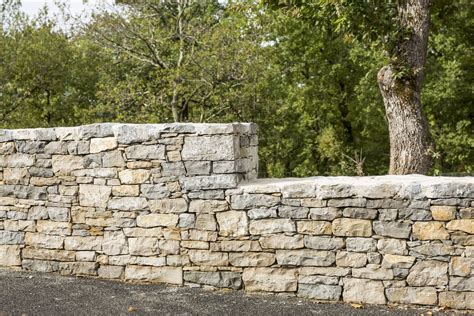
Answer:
(0, 123, 473, 310)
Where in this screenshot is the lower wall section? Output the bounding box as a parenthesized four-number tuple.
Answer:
(1, 177, 473, 310)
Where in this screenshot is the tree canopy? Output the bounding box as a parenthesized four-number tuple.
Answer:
(1, 0, 472, 176)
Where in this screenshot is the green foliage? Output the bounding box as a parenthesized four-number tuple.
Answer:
(0, 0, 471, 176)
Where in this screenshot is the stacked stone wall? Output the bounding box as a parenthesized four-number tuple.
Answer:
(0, 123, 473, 310)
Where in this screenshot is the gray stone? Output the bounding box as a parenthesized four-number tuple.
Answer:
(373, 221, 411, 239)
(124, 265, 182, 285)
(184, 271, 242, 289)
(216, 211, 248, 237)
(231, 194, 280, 210)
(51, 155, 83, 174)
(277, 206, 309, 219)
(377, 239, 408, 255)
(439, 291, 474, 310)
(79, 185, 111, 208)
(184, 161, 211, 175)
(378, 209, 398, 221)
(182, 175, 240, 190)
(410, 243, 454, 257)
(298, 284, 342, 301)
(161, 162, 186, 177)
(276, 250, 335, 266)
(304, 236, 345, 250)
(382, 254, 416, 269)
(195, 214, 217, 231)
(188, 200, 228, 213)
(22, 259, 59, 272)
(248, 207, 277, 219)
(178, 213, 195, 229)
(0, 231, 24, 245)
(249, 219, 295, 235)
(343, 208, 377, 219)
(108, 197, 148, 211)
(125, 144, 165, 160)
(102, 151, 125, 167)
(149, 198, 187, 213)
(259, 234, 303, 250)
(309, 207, 342, 220)
(386, 287, 437, 305)
(47, 207, 69, 222)
(352, 265, 394, 280)
(406, 260, 448, 286)
(327, 198, 366, 208)
(181, 135, 236, 160)
(346, 238, 377, 252)
(449, 276, 474, 291)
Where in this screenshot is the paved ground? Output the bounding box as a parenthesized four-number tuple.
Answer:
(0, 269, 465, 315)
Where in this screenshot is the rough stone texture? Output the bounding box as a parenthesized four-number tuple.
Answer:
(1, 123, 473, 310)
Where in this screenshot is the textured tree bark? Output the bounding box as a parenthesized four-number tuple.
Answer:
(377, 0, 434, 175)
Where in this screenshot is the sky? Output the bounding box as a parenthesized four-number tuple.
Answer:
(21, 0, 100, 16)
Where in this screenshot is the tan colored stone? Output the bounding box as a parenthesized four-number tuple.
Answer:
(219, 241, 262, 252)
(229, 252, 275, 267)
(297, 221, 332, 235)
(52, 155, 83, 175)
(446, 219, 474, 234)
(189, 250, 228, 266)
(36, 220, 71, 235)
(148, 198, 187, 213)
(259, 234, 304, 250)
(0, 245, 21, 266)
(335, 251, 367, 268)
(276, 250, 335, 266)
(449, 257, 473, 276)
(216, 211, 248, 237)
(112, 185, 140, 197)
(22, 248, 75, 261)
(342, 278, 386, 304)
(64, 236, 103, 251)
(195, 214, 217, 231)
(439, 291, 474, 310)
(243, 268, 297, 292)
(249, 219, 295, 235)
(188, 200, 229, 213)
(136, 214, 179, 228)
(90, 137, 117, 153)
(25, 233, 63, 249)
(381, 254, 416, 269)
(412, 222, 449, 240)
(386, 287, 437, 305)
(79, 184, 111, 208)
(332, 218, 371, 237)
(407, 260, 448, 286)
(431, 205, 456, 221)
(128, 237, 159, 256)
(119, 169, 150, 184)
(125, 265, 182, 285)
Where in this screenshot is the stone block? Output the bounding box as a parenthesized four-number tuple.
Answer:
(90, 137, 117, 153)
(346, 237, 377, 252)
(181, 175, 240, 190)
(188, 200, 228, 213)
(249, 219, 295, 235)
(381, 254, 415, 269)
(0, 245, 21, 266)
(298, 284, 341, 301)
(184, 271, 242, 289)
(195, 214, 217, 231)
(308, 207, 341, 220)
(342, 278, 386, 305)
(64, 236, 103, 251)
(140, 184, 170, 199)
(119, 169, 150, 184)
(52, 155, 83, 175)
(446, 219, 474, 234)
(59, 262, 98, 276)
(220, 240, 262, 252)
(335, 251, 367, 268)
(377, 239, 407, 255)
(231, 194, 280, 210)
(136, 214, 179, 227)
(229, 252, 275, 267)
(449, 256, 473, 276)
(304, 236, 345, 250)
(181, 135, 236, 160)
(188, 250, 228, 266)
(385, 287, 437, 305)
(108, 197, 148, 211)
(276, 250, 335, 266)
(259, 234, 303, 250)
(98, 265, 123, 279)
(343, 208, 378, 219)
(412, 222, 449, 240)
(25, 233, 62, 249)
(430, 205, 456, 221)
(373, 221, 411, 239)
(124, 144, 165, 160)
(296, 221, 332, 235)
(242, 268, 297, 292)
(0, 230, 25, 245)
(79, 184, 111, 208)
(216, 211, 248, 237)
(352, 265, 394, 280)
(439, 291, 474, 310)
(125, 265, 182, 285)
(332, 218, 372, 237)
(36, 221, 71, 235)
(128, 237, 159, 256)
(407, 260, 448, 286)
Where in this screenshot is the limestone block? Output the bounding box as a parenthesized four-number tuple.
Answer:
(300, 198, 326, 208)
(410, 243, 454, 257)
(460, 207, 473, 219)
(345, 237, 377, 252)
(90, 137, 117, 153)
(298, 284, 342, 301)
(298, 275, 339, 285)
(352, 265, 394, 280)
(108, 197, 148, 211)
(381, 254, 416, 269)
(3, 220, 35, 232)
(385, 287, 437, 305)
(449, 276, 474, 291)
(342, 208, 378, 219)
(259, 234, 303, 250)
(229, 252, 275, 267)
(159, 240, 180, 255)
(296, 221, 332, 235)
(3, 168, 29, 185)
(216, 211, 248, 237)
(249, 219, 295, 235)
(181, 241, 209, 249)
(373, 221, 411, 239)
(124, 144, 165, 160)
(304, 236, 345, 250)
(0, 153, 35, 168)
(332, 218, 372, 237)
(184, 271, 242, 289)
(59, 262, 98, 276)
(112, 185, 140, 197)
(299, 267, 350, 277)
(140, 184, 170, 199)
(439, 291, 474, 310)
(327, 198, 366, 208)
(195, 214, 217, 231)
(308, 207, 342, 220)
(335, 251, 367, 268)
(102, 231, 128, 256)
(398, 209, 433, 221)
(181, 174, 240, 190)
(342, 278, 386, 305)
(449, 257, 473, 276)
(446, 219, 474, 234)
(407, 260, 448, 286)
(220, 241, 262, 252)
(119, 169, 150, 184)
(22, 248, 73, 262)
(36, 221, 71, 235)
(76, 251, 96, 261)
(148, 198, 187, 213)
(98, 265, 123, 279)
(25, 233, 63, 249)
(248, 207, 277, 219)
(184, 161, 211, 176)
(430, 205, 456, 221)
(231, 194, 280, 210)
(64, 236, 103, 251)
(161, 162, 185, 176)
(136, 214, 179, 228)
(52, 155, 83, 175)
(46, 207, 69, 222)
(22, 259, 59, 272)
(125, 265, 183, 285)
(181, 135, 236, 161)
(0, 245, 21, 266)
(277, 206, 309, 219)
(276, 250, 335, 266)
(188, 250, 228, 266)
(188, 200, 228, 214)
(412, 222, 449, 240)
(377, 238, 407, 255)
(79, 184, 111, 208)
(128, 237, 159, 256)
(243, 268, 297, 292)
(178, 213, 195, 229)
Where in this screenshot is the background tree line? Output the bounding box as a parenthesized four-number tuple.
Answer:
(0, 0, 472, 177)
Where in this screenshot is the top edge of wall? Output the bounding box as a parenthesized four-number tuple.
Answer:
(0, 122, 258, 143)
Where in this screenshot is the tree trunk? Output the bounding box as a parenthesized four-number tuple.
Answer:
(377, 0, 434, 175)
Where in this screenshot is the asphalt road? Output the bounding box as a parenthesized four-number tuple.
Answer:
(0, 269, 463, 315)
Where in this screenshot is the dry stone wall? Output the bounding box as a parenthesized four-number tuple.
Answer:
(0, 123, 473, 310)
